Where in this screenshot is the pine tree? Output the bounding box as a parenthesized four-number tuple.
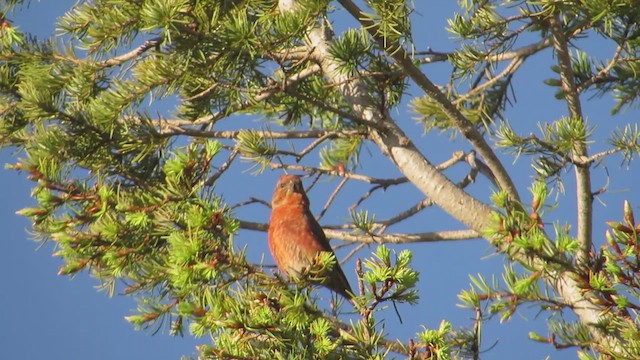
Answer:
(2, 1, 640, 358)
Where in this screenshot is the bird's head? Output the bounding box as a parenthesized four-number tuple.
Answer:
(272, 175, 309, 208)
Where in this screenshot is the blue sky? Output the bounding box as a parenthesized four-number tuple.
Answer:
(2, 1, 639, 359)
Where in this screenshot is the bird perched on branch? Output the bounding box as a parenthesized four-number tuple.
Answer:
(268, 175, 353, 299)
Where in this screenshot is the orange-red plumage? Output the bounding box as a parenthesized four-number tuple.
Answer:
(268, 175, 353, 299)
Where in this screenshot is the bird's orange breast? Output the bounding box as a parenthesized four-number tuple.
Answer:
(268, 204, 324, 277)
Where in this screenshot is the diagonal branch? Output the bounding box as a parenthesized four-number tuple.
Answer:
(318, 177, 348, 221)
(577, 43, 624, 94)
(454, 56, 525, 105)
(377, 198, 433, 227)
(99, 38, 162, 67)
(203, 148, 239, 187)
(337, 0, 520, 203)
(282, 1, 497, 233)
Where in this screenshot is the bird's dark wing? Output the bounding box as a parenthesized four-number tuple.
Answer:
(305, 209, 354, 299)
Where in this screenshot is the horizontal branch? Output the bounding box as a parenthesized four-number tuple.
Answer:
(239, 220, 481, 244)
(415, 38, 552, 65)
(270, 150, 468, 187)
(268, 162, 409, 185)
(156, 127, 364, 140)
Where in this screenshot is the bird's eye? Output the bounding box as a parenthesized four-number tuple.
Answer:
(279, 182, 287, 188)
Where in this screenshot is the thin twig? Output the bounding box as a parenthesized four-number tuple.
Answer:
(454, 56, 525, 105)
(577, 41, 625, 93)
(203, 148, 239, 186)
(296, 132, 346, 160)
(285, 87, 385, 130)
(318, 177, 349, 221)
(181, 83, 219, 102)
(371, 163, 485, 229)
(229, 197, 271, 210)
(465, 150, 498, 187)
(437, 150, 467, 170)
(584, 148, 621, 164)
(341, 242, 367, 264)
(305, 172, 322, 193)
(349, 184, 387, 211)
(378, 198, 434, 227)
(349, 150, 467, 212)
(99, 37, 162, 67)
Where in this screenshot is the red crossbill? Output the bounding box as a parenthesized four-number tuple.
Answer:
(268, 175, 353, 299)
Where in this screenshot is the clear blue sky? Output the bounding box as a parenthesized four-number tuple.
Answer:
(2, 2, 638, 359)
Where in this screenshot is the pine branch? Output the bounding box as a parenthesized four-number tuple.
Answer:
(152, 126, 364, 140)
(239, 220, 481, 243)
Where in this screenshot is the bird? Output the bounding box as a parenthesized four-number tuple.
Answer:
(268, 175, 353, 300)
